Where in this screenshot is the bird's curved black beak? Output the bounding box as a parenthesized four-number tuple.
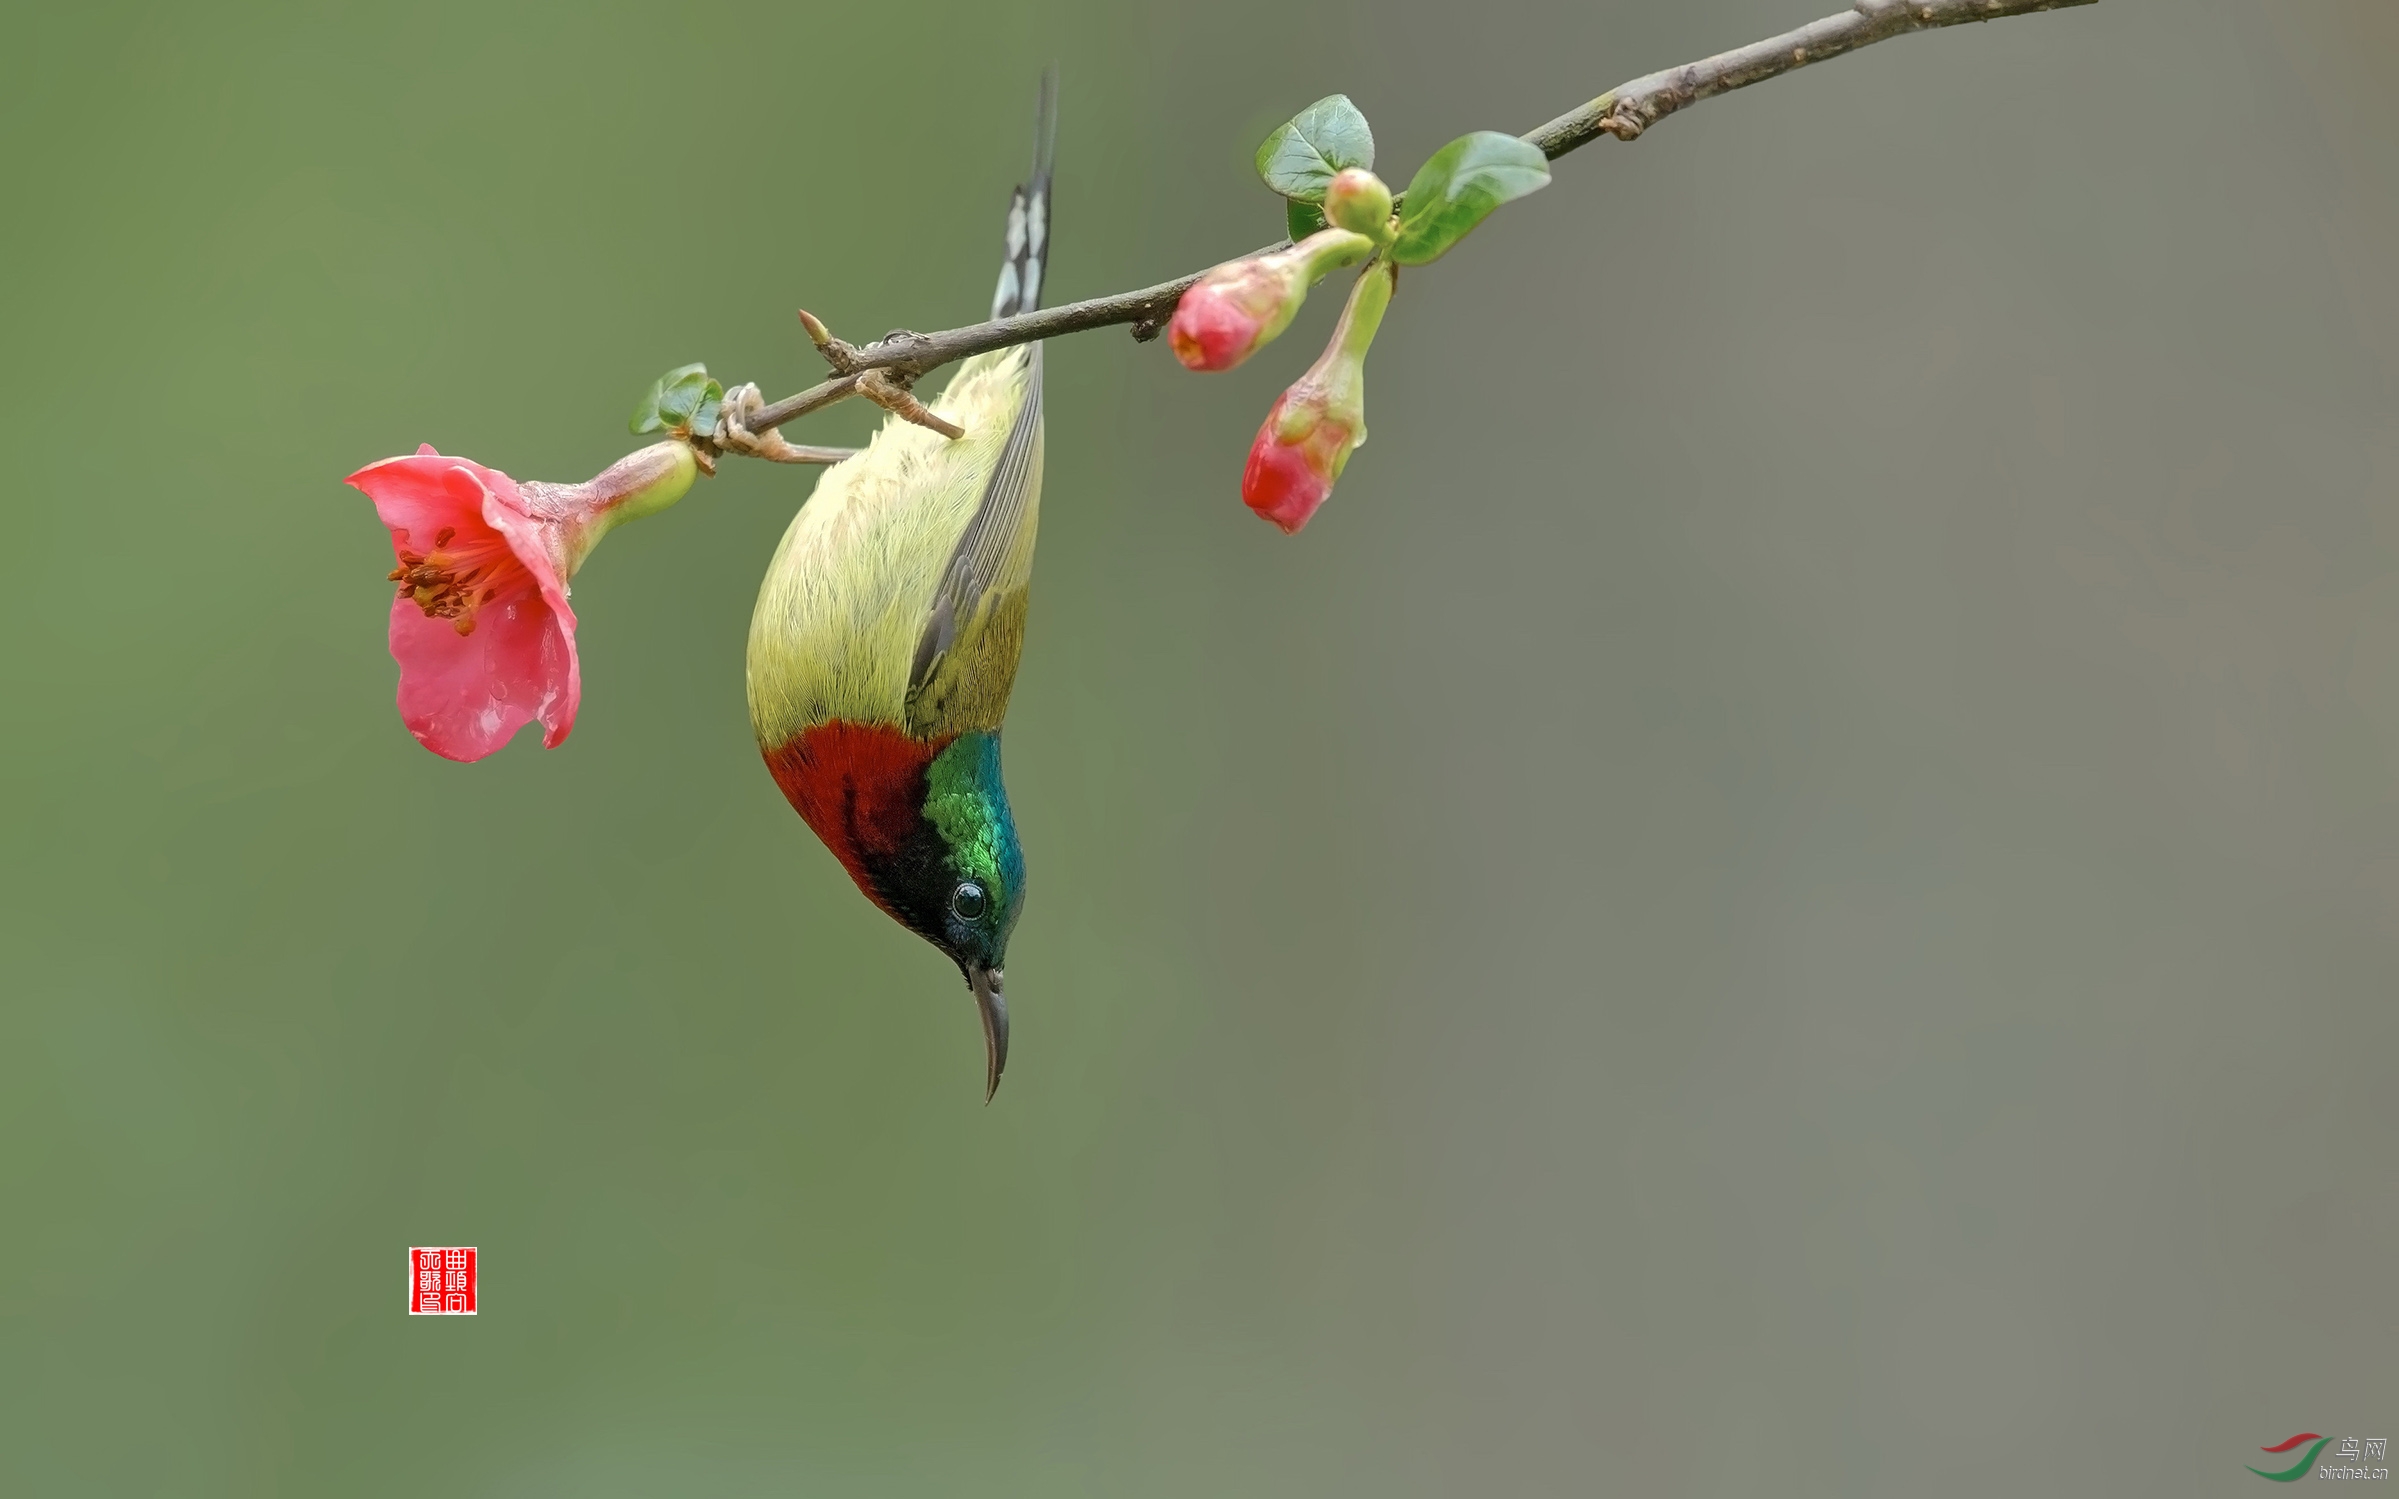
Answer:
(968, 965, 1008, 1101)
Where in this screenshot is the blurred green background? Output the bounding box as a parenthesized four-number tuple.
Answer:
(3, 1, 2394, 1493)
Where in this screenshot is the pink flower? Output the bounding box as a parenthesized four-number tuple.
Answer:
(1168, 228, 1375, 373)
(1240, 260, 1395, 534)
(345, 441, 695, 762)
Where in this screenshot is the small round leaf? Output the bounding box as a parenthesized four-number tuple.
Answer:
(1255, 95, 1375, 204)
(631, 362, 711, 435)
(1390, 132, 1550, 266)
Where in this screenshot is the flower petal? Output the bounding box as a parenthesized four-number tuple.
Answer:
(388, 585, 578, 762)
(347, 449, 506, 554)
(478, 482, 579, 748)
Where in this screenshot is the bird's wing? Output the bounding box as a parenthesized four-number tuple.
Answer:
(904, 72, 1055, 737)
(904, 346, 1044, 735)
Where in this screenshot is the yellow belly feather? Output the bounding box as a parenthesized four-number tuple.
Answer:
(746, 347, 1041, 749)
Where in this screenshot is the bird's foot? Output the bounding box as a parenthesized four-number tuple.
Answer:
(714, 383, 857, 465)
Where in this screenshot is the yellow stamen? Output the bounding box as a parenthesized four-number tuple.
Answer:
(388, 546, 495, 628)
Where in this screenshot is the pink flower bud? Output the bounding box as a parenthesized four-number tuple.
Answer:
(1168, 228, 1375, 372)
(1168, 267, 1279, 373)
(1241, 391, 1358, 533)
(1322, 169, 1393, 240)
(1240, 260, 1395, 533)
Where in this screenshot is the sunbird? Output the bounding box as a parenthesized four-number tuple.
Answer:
(746, 72, 1056, 1099)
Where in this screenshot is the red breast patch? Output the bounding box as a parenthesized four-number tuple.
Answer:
(763, 721, 949, 912)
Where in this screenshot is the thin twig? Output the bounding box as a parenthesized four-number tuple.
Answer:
(737, 0, 2092, 439)
(742, 283, 1196, 433)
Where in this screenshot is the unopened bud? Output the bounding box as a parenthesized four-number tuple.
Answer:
(1240, 260, 1395, 533)
(1168, 228, 1375, 372)
(1323, 169, 1393, 241)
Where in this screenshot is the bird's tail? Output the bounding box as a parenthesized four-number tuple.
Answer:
(990, 65, 1057, 322)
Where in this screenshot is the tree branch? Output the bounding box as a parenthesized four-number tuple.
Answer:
(736, 0, 2093, 439)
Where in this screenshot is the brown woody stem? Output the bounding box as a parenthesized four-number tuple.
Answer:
(732, 0, 2094, 444)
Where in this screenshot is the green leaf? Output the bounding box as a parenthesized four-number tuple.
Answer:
(1287, 198, 1328, 243)
(630, 363, 719, 435)
(1390, 131, 1550, 266)
(1255, 94, 1374, 203)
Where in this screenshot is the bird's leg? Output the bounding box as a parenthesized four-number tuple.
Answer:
(796, 308, 962, 441)
(857, 369, 965, 441)
(714, 382, 858, 465)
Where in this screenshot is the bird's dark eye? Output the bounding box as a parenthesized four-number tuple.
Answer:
(951, 882, 987, 921)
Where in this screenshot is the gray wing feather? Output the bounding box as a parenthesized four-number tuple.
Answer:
(907, 349, 1042, 697)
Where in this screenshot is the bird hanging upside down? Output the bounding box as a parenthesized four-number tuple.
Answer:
(745, 71, 1057, 1100)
